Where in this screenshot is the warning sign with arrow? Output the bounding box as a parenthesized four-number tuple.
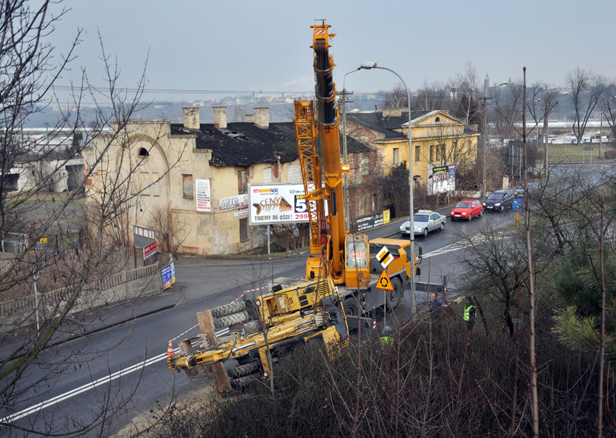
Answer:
(375, 270, 394, 291)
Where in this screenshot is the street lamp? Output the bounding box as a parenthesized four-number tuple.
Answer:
(357, 61, 417, 317)
(32, 270, 40, 333)
(342, 69, 361, 232)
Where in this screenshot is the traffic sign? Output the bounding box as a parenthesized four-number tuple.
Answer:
(512, 199, 523, 211)
(376, 246, 394, 269)
(375, 270, 394, 291)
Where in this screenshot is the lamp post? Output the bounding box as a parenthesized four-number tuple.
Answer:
(342, 69, 360, 232)
(32, 270, 40, 333)
(357, 62, 416, 316)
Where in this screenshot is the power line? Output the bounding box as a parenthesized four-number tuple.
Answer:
(51, 85, 314, 96)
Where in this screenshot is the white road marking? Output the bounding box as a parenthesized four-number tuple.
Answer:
(1, 329, 227, 424)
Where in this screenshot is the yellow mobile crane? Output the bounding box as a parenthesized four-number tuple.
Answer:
(168, 21, 441, 390)
(276, 21, 424, 322)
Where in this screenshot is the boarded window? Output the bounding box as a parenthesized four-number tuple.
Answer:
(393, 148, 399, 165)
(240, 218, 249, 242)
(430, 145, 435, 162)
(182, 174, 193, 199)
(415, 146, 420, 162)
(140, 172, 150, 196)
(263, 167, 272, 184)
(152, 172, 160, 197)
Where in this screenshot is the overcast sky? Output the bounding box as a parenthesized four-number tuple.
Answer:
(50, 0, 615, 104)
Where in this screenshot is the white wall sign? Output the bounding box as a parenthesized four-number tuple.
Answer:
(219, 194, 248, 211)
(249, 184, 309, 225)
(196, 179, 211, 212)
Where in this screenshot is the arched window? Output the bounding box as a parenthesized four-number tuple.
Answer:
(138, 147, 150, 157)
(435, 116, 440, 123)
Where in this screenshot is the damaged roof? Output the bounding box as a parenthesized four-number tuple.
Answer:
(347, 110, 431, 138)
(170, 122, 373, 167)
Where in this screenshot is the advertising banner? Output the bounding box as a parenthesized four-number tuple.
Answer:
(356, 213, 384, 232)
(195, 179, 211, 213)
(143, 241, 157, 260)
(249, 184, 309, 225)
(428, 164, 456, 195)
(162, 262, 176, 290)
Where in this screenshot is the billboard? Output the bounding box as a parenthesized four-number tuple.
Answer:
(249, 184, 309, 225)
(427, 164, 456, 195)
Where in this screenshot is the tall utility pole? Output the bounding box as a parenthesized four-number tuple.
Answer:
(523, 67, 539, 438)
(342, 70, 358, 232)
(480, 96, 491, 198)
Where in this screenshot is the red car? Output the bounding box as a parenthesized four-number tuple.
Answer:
(450, 199, 483, 221)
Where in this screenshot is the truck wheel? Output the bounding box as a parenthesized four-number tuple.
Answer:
(230, 373, 260, 389)
(387, 278, 402, 310)
(228, 360, 261, 378)
(343, 298, 361, 317)
(214, 311, 249, 328)
(211, 301, 246, 318)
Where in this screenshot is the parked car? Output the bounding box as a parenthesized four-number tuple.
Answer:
(515, 182, 539, 198)
(400, 210, 446, 237)
(450, 199, 483, 221)
(483, 189, 515, 212)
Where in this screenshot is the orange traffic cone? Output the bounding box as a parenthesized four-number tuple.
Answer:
(166, 340, 174, 356)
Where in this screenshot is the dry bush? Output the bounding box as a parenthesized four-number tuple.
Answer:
(145, 308, 613, 438)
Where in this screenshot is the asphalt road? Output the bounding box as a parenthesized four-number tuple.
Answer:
(1, 205, 519, 437)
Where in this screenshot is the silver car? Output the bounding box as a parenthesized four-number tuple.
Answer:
(400, 210, 446, 237)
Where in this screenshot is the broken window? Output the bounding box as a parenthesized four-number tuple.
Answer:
(238, 167, 248, 194)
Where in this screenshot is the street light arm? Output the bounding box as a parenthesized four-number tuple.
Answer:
(357, 61, 416, 316)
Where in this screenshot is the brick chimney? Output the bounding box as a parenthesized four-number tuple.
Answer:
(213, 107, 227, 130)
(382, 107, 406, 118)
(183, 107, 200, 130)
(254, 107, 269, 129)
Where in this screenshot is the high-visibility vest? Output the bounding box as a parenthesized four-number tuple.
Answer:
(380, 336, 394, 346)
(463, 305, 475, 321)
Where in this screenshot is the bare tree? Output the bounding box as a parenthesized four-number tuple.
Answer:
(0, 2, 184, 436)
(600, 81, 616, 143)
(383, 83, 408, 109)
(448, 62, 480, 125)
(411, 81, 447, 111)
(567, 67, 606, 146)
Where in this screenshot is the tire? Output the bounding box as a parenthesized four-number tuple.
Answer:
(228, 360, 261, 378)
(214, 311, 250, 328)
(479, 209, 482, 217)
(468, 213, 472, 221)
(501, 205, 505, 212)
(439, 223, 444, 231)
(343, 298, 362, 317)
(422, 228, 428, 238)
(211, 301, 246, 318)
(230, 373, 260, 389)
(386, 277, 403, 310)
